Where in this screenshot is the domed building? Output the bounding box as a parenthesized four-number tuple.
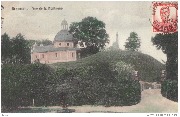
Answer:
(31, 19, 81, 64)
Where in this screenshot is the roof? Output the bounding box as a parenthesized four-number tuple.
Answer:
(61, 19, 68, 25)
(54, 30, 74, 42)
(32, 45, 81, 53)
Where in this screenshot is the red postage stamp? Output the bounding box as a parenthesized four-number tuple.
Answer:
(152, 2, 178, 33)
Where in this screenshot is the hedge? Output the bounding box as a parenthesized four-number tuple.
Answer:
(2, 61, 141, 112)
(55, 61, 141, 106)
(161, 80, 178, 102)
(1, 63, 56, 111)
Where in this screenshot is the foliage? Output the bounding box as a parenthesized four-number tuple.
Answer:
(124, 32, 141, 51)
(1, 64, 24, 110)
(152, 32, 178, 102)
(1, 60, 141, 112)
(161, 80, 178, 102)
(69, 16, 109, 57)
(51, 50, 165, 82)
(1, 63, 55, 111)
(11, 34, 31, 64)
(151, 32, 178, 54)
(2, 50, 164, 111)
(113, 61, 134, 80)
(55, 61, 141, 106)
(1, 33, 52, 65)
(25, 63, 55, 106)
(1, 33, 31, 64)
(151, 32, 178, 81)
(1, 33, 12, 63)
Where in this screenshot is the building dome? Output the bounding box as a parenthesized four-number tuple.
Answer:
(54, 30, 73, 42)
(54, 19, 74, 42)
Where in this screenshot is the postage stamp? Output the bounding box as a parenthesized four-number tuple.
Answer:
(152, 1, 178, 33)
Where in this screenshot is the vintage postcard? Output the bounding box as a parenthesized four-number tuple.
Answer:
(1, 1, 178, 115)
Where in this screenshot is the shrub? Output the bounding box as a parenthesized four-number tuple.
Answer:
(161, 80, 178, 102)
(2, 59, 142, 111)
(1, 64, 29, 111)
(1, 63, 56, 111)
(51, 50, 165, 82)
(55, 61, 141, 106)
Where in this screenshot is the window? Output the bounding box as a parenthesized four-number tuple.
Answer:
(42, 54, 44, 58)
(36, 55, 38, 58)
(72, 53, 74, 57)
(67, 43, 69, 46)
(59, 43, 61, 46)
(55, 53, 58, 57)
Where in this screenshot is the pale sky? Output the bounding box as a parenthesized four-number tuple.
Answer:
(1, 1, 167, 62)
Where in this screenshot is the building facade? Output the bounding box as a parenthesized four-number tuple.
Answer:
(31, 19, 80, 64)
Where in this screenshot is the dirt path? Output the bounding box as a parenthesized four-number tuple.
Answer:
(68, 89, 178, 113)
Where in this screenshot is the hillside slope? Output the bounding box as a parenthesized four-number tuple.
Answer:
(50, 50, 165, 82)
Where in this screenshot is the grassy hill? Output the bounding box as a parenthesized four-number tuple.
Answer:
(50, 50, 165, 82)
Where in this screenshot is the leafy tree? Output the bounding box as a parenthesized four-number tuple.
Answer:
(1, 33, 31, 64)
(1, 63, 56, 111)
(151, 32, 178, 81)
(11, 33, 31, 64)
(124, 32, 141, 51)
(1, 33, 12, 64)
(69, 16, 109, 57)
(27, 40, 36, 48)
(25, 63, 55, 107)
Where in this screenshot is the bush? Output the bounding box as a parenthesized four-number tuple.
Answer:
(161, 80, 178, 102)
(55, 61, 141, 106)
(1, 63, 56, 111)
(1, 64, 26, 111)
(1, 60, 141, 111)
(25, 63, 55, 107)
(51, 50, 165, 82)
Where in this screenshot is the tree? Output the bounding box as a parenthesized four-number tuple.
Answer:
(124, 32, 141, 51)
(26, 63, 55, 107)
(151, 32, 178, 81)
(1, 33, 12, 64)
(1, 63, 56, 110)
(1, 33, 31, 64)
(11, 33, 31, 64)
(69, 16, 109, 57)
